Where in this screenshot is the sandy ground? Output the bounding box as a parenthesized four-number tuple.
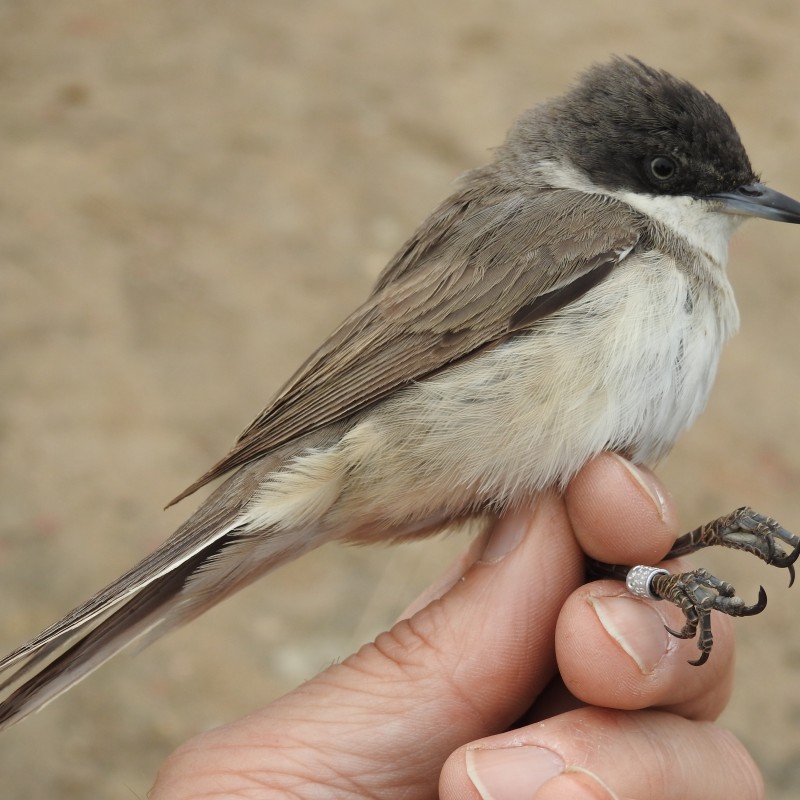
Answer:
(2, 2, 800, 797)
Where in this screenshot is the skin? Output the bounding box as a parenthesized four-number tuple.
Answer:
(150, 454, 763, 800)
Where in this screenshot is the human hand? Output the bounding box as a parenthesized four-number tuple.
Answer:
(151, 453, 763, 799)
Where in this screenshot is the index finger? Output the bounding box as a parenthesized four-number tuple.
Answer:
(562, 454, 734, 721)
(565, 453, 679, 565)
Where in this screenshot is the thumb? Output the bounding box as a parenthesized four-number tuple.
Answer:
(151, 497, 584, 799)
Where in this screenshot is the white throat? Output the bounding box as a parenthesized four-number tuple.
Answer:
(534, 158, 744, 267)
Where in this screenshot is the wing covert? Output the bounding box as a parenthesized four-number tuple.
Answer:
(169, 186, 641, 506)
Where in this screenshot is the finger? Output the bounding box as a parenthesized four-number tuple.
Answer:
(441, 707, 764, 800)
(398, 521, 492, 620)
(565, 453, 679, 565)
(555, 562, 735, 721)
(337, 495, 584, 751)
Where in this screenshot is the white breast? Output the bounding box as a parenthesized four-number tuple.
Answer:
(311, 247, 741, 531)
(244, 196, 743, 536)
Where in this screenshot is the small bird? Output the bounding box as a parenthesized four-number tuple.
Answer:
(2, 56, 800, 729)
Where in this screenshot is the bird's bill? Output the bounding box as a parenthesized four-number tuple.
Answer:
(706, 182, 800, 223)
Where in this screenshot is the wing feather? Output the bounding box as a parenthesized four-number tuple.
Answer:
(169, 185, 642, 506)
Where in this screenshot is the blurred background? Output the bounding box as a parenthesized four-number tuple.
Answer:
(1, 1, 799, 796)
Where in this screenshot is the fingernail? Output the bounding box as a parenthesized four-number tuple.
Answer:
(479, 509, 530, 563)
(589, 594, 669, 673)
(609, 453, 667, 521)
(534, 768, 619, 799)
(466, 746, 564, 800)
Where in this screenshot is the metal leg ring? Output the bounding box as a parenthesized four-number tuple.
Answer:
(626, 565, 670, 601)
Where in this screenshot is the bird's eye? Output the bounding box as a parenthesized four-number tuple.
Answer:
(649, 156, 676, 181)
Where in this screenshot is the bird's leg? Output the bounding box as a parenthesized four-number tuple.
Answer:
(587, 507, 800, 665)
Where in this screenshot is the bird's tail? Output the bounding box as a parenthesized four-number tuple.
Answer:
(0, 547, 212, 730)
(0, 456, 322, 731)
(0, 522, 317, 730)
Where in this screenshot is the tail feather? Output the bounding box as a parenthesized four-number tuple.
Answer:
(0, 526, 322, 730)
(0, 465, 263, 679)
(0, 548, 209, 731)
(0, 434, 343, 730)
(0, 537, 236, 683)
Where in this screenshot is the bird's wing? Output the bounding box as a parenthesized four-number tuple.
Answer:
(0, 186, 642, 729)
(170, 186, 641, 505)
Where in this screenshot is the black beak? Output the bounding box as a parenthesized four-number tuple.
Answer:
(706, 182, 800, 223)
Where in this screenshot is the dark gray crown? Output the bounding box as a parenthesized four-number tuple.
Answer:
(501, 57, 757, 197)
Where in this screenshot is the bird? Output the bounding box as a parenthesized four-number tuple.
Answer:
(2, 56, 800, 729)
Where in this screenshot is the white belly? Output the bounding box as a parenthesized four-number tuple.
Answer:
(244, 252, 739, 536)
